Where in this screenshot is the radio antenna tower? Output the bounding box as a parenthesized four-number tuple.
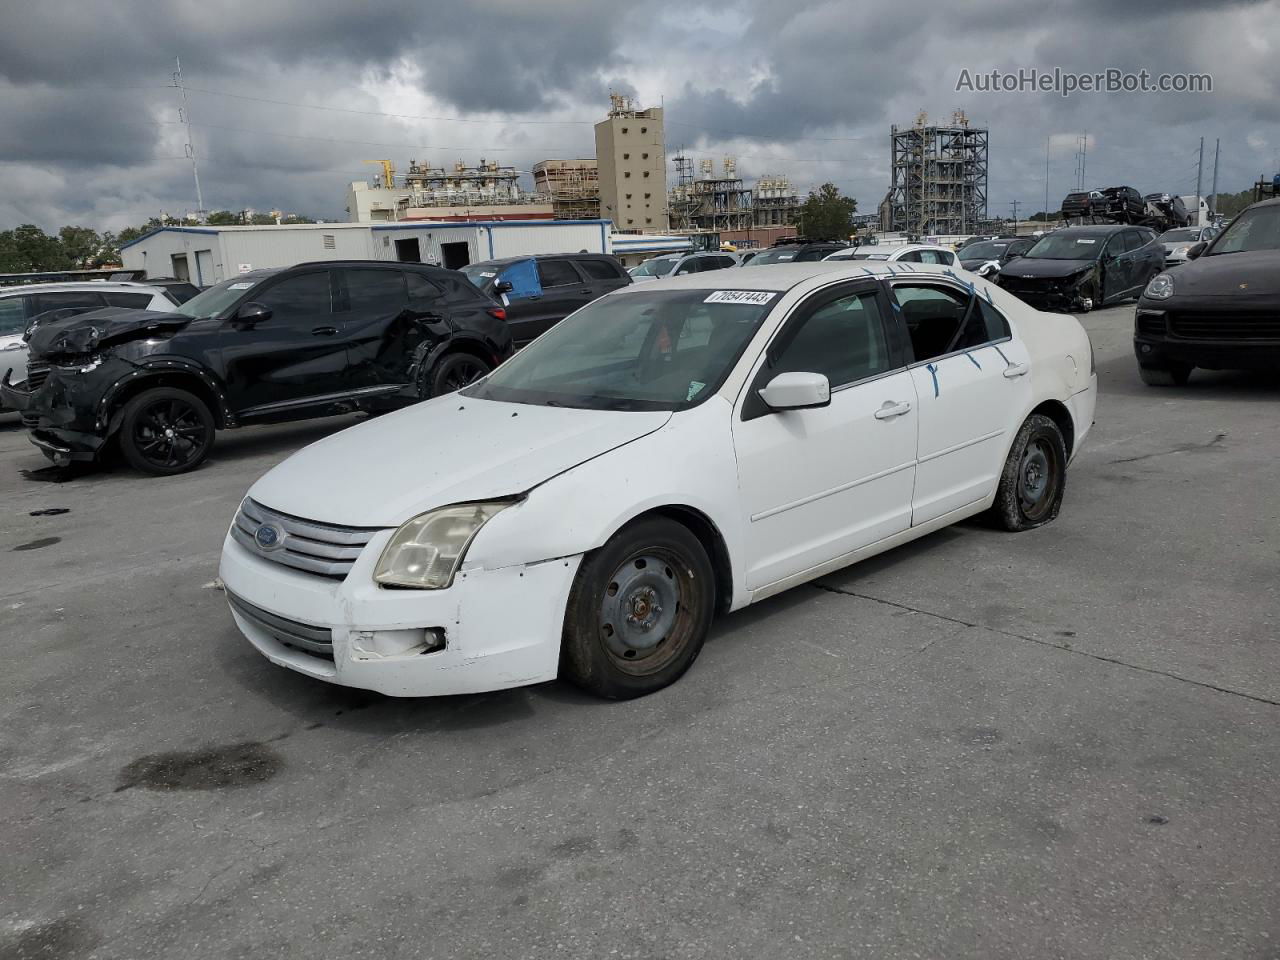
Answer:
(173, 56, 206, 221)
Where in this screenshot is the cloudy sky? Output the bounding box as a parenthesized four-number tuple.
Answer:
(2, 0, 1276, 232)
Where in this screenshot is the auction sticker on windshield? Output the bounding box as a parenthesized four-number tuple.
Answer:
(704, 290, 777, 305)
(1076, 239, 1097, 244)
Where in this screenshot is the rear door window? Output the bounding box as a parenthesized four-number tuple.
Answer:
(33, 291, 107, 314)
(344, 269, 408, 315)
(575, 259, 623, 281)
(103, 292, 156, 309)
(406, 273, 447, 310)
(537, 260, 581, 288)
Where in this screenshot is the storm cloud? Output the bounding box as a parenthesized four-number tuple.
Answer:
(1, 0, 1276, 231)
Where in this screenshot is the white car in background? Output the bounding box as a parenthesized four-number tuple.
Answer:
(221, 262, 1097, 701)
(824, 243, 958, 265)
(628, 251, 739, 282)
(0, 281, 178, 408)
(1157, 225, 1218, 266)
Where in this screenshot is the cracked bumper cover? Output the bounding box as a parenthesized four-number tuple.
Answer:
(218, 530, 584, 697)
(6, 358, 136, 459)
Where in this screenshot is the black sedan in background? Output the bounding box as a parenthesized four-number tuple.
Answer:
(997, 225, 1165, 312)
(1134, 197, 1280, 385)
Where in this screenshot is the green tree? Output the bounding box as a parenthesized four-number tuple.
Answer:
(58, 225, 104, 267)
(205, 210, 239, 225)
(796, 183, 857, 241)
(0, 224, 71, 272)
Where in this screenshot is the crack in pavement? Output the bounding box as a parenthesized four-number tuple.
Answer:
(1109, 431, 1227, 464)
(810, 582, 1280, 708)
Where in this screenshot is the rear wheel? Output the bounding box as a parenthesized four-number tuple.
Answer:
(426, 353, 491, 398)
(1138, 363, 1192, 386)
(561, 517, 715, 699)
(118, 387, 214, 476)
(990, 414, 1067, 532)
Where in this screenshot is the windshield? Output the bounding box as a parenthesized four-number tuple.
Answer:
(173, 276, 264, 318)
(1024, 233, 1105, 261)
(1207, 205, 1280, 256)
(630, 258, 677, 277)
(749, 247, 802, 265)
(459, 264, 500, 288)
(464, 288, 773, 411)
(1159, 229, 1197, 243)
(962, 240, 1013, 260)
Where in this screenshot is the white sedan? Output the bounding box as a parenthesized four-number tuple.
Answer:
(220, 262, 1097, 700)
(823, 243, 957, 265)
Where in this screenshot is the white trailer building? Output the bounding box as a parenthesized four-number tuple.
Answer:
(120, 220, 613, 285)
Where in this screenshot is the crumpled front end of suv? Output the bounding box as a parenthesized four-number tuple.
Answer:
(0, 309, 197, 464)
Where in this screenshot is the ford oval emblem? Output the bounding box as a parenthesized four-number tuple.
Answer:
(255, 523, 284, 551)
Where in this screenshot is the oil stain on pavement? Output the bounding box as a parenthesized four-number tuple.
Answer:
(116, 742, 282, 792)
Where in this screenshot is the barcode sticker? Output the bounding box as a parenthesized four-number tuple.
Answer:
(704, 290, 776, 305)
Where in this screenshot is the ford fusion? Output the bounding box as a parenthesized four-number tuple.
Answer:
(221, 263, 1097, 700)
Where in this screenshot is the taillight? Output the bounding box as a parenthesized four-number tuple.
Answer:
(487, 307, 507, 321)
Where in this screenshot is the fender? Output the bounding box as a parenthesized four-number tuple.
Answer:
(412, 333, 507, 388)
(97, 356, 234, 433)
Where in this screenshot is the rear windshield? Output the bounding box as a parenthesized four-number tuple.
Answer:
(630, 258, 677, 277)
(460, 264, 500, 288)
(748, 248, 801, 265)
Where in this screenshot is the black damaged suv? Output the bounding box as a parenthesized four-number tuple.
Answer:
(1, 261, 512, 475)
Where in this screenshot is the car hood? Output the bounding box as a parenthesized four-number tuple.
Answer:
(248, 395, 673, 527)
(26, 307, 190, 359)
(1164, 250, 1280, 296)
(1004, 258, 1095, 280)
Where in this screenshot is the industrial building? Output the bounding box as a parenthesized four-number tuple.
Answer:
(345, 159, 552, 223)
(119, 220, 613, 284)
(532, 160, 601, 220)
(752, 175, 800, 228)
(595, 95, 669, 232)
(884, 111, 988, 236)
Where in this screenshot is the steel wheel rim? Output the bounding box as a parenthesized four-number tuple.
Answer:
(1018, 437, 1059, 521)
(442, 360, 486, 393)
(133, 399, 206, 469)
(598, 549, 697, 676)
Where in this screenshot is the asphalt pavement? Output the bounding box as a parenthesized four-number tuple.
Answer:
(1, 302, 1277, 959)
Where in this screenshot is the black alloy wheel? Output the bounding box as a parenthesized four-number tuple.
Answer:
(428, 353, 492, 398)
(118, 387, 215, 476)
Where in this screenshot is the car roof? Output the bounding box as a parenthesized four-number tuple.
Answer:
(0, 280, 170, 297)
(1047, 225, 1128, 237)
(607, 260, 966, 294)
(467, 252, 614, 269)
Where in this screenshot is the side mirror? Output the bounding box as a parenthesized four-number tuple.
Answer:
(236, 302, 272, 325)
(1186, 242, 1206, 260)
(758, 372, 830, 411)
(494, 280, 514, 295)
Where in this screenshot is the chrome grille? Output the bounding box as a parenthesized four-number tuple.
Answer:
(230, 498, 383, 579)
(226, 590, 334, 660)
(24, 360, 50, 391)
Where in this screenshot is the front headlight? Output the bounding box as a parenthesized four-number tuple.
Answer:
(1144, 273, 1174, 300)
(374, 501, 515, 589)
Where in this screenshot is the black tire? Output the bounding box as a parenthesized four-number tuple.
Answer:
(1138, 363, 1191, 386)
(426, 352, 491, 398)
(990, 414, 1068, 532)
(118, 387, 214, 476)
(561, 517, 715, 699)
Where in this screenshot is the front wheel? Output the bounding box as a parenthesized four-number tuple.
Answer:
(1138, 363, 1191, 386)
(990, 414, 1067, 532)
(118, 387, 215, 476)
(426, 352, 491, 398)
(561, 517, 715, 699)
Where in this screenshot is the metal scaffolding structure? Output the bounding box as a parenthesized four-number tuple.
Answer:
(887, 111, 988, 235)
(669, 156, 754, 232)
(531, 159, 601, 220)
(752, 174, 799, 228)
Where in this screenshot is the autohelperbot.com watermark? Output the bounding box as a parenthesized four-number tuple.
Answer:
(956, 67, 1212, 97)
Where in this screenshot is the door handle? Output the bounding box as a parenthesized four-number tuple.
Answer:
(311, 326, 338, 336)
(1002, 362, 1030, 379)
(874, 400, 912, 420)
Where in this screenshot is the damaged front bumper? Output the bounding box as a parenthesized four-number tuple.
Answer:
(219, 530, 583, 697)
(3, 357, 135, 462)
